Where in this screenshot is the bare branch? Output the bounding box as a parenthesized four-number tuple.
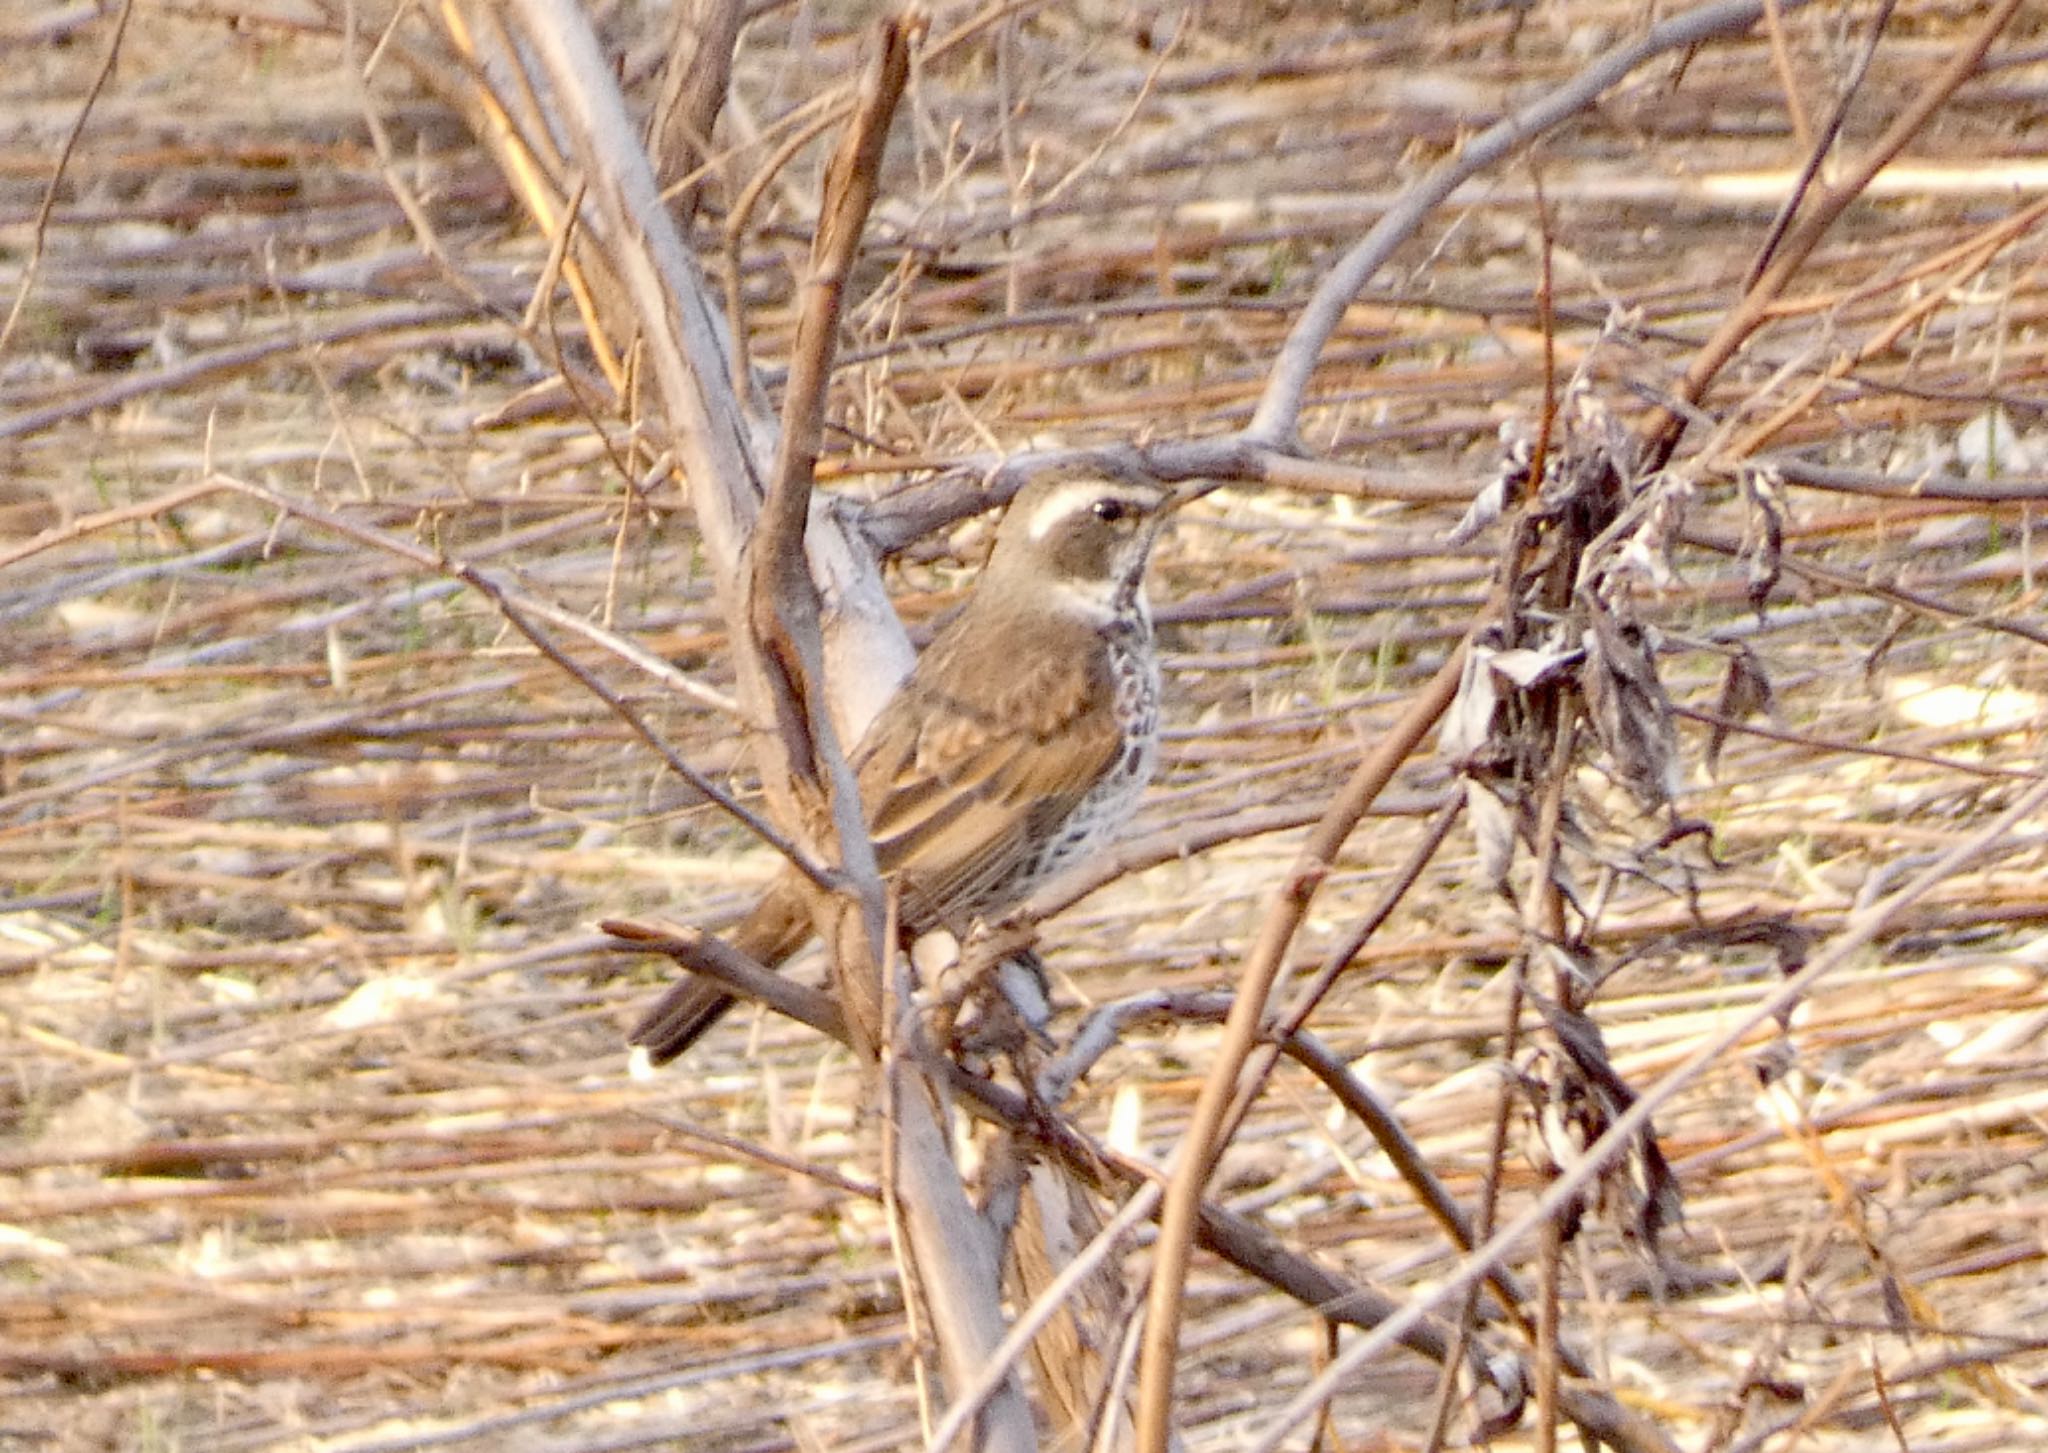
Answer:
(1741, 0, 1898, 289)
(646, 0, 744, 227)
(0, 0, 133, 359)
(501, 0, 771, 593)
(1246, 0, 1814, 451)
(1245, 775, 2048, 1453)
(206, 472, 805, 869)
(1649, 0, 2027, 464)
(602, 919, 845, 1042)
(1136, 641, 1470, 1449)
(743, 12, 919, 1059)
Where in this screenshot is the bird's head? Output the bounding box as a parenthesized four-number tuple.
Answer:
(984, 463, 1177, 618)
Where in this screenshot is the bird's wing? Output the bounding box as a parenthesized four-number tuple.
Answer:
(853, 628, 1120, 927)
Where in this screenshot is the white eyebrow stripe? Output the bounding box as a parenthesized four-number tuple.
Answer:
(1026, 481, 1106, 542)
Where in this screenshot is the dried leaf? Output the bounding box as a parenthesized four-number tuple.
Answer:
(1599, 471, 1695, 591)
(1453, 428, 1527, 544)
(1706, 646, 1773, 777)
(1450, 472, 1508, 546)
(1525, 988, 1683, 1253)
(1442, 642, 1504, 761)
(1740, 465, 1785, 615)
(1581, 602, 1681, 813)
(1467, 779, 1518, 893)
(1488, 642, 1580, 689)
(1538, 387, 1634, 524)
(1957, 405, 2043, 479)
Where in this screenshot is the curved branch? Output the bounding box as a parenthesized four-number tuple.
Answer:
(1247, 0, 1811, 450)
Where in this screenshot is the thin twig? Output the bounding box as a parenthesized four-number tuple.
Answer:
(602, 920, 845, 1040)
(1246, 772, 2048, 1453)
(1742, 0, 1898, 290)
(0, 481, 230, 574)
(206, 472, 805, 873)
(0, 0, 134, 359)
(1248, 0, 1813, 449)
(1135, 640, 1468, 1449)
(0, 301, 475, 443)
(747, 11, 922, 1056)
(1650, 0, 2026, 465)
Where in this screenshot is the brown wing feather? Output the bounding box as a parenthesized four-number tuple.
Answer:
(855, 612, 1119, 929)
(633, 607, 1117, 1064)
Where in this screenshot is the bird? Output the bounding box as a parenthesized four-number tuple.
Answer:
(630, 462, 1179, 1066)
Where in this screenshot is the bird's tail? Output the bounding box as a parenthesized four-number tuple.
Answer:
(628, 882, 810, 1066)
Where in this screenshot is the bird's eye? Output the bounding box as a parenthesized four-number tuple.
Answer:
(1092, 498, 1128, 524)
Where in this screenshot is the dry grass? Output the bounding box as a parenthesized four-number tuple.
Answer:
(5, 1, 2048, 1449)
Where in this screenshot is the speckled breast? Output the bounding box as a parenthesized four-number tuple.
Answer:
(1018, 610, 1160, 891)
